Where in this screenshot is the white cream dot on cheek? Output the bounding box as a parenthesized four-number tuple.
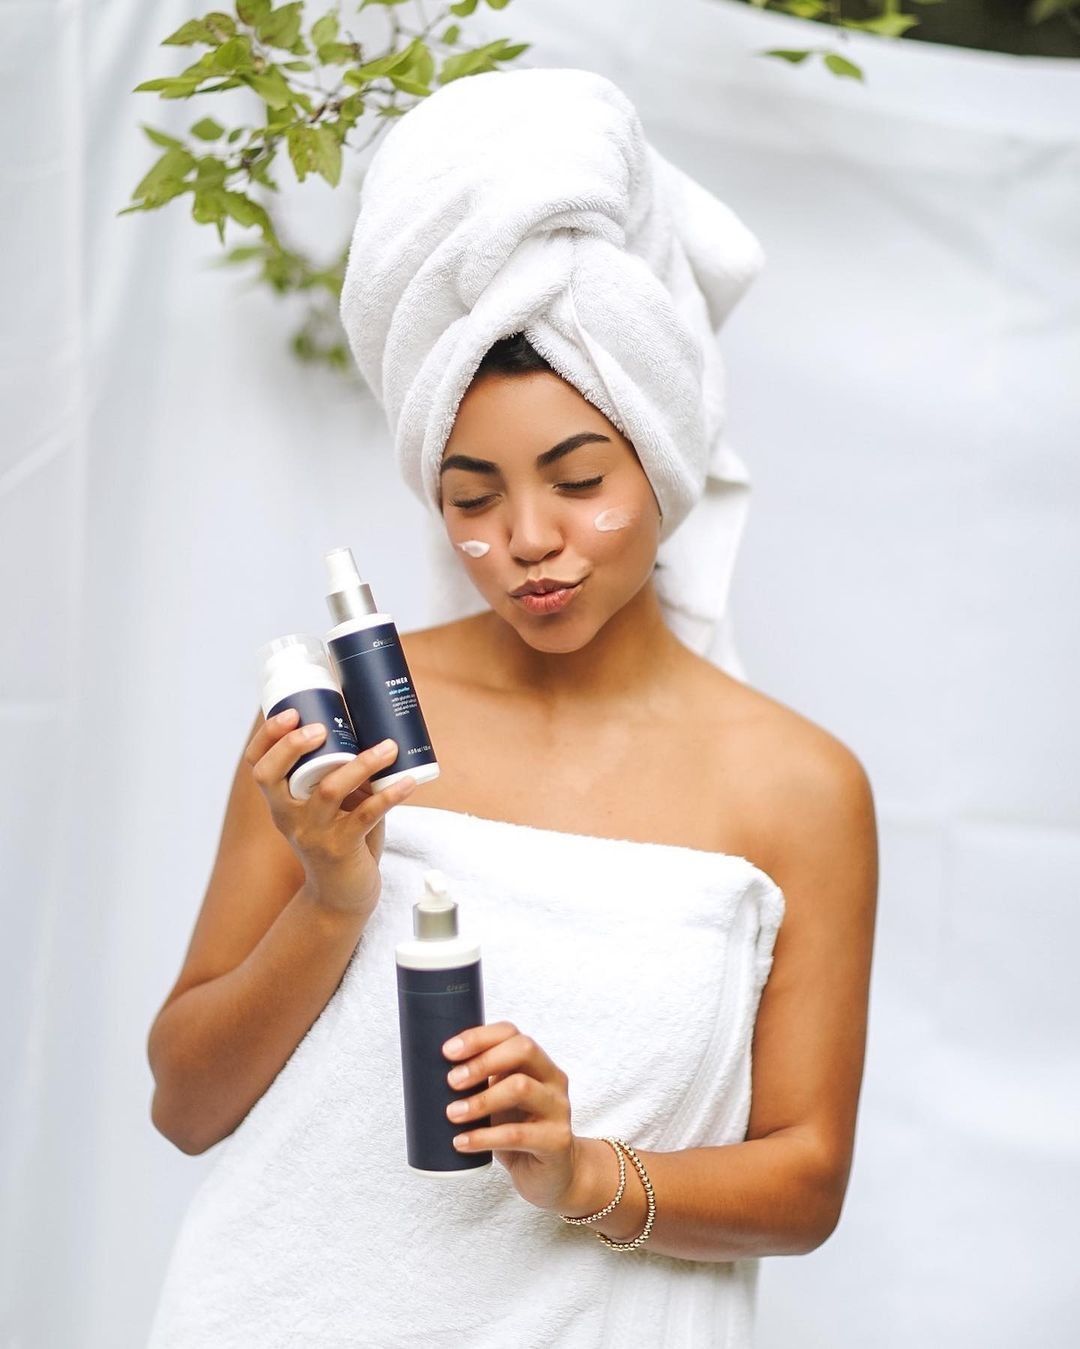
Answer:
(593, 507, 636, 532)
(456, 539, 490, 557)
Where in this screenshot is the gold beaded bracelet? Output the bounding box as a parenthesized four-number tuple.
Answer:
(558, 1136, 657, 1251)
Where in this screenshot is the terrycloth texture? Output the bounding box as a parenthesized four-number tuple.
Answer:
(339, 67, 766, 678)
(147, 804, 785, 1348)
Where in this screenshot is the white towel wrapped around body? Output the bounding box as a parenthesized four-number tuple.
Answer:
(339, 67, 766, 674)
(146, 805, 785, 1347)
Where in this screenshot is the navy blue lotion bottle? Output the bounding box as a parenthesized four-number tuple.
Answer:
(396, 869, 492, 1176)
(256, 634, 360, 800)
(322, 547, 440, 793)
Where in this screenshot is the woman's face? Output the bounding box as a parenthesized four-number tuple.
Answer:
(439, 369, 662, 650)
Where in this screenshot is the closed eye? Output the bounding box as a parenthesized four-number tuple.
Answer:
(450, 477, 605, 511)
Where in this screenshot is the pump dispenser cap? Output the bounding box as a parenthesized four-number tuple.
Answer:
(324, 546, 378, 625)
(413, 868, 459, 940)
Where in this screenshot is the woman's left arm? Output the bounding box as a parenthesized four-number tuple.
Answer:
(442, 740, 878, 1261)
(561, 740, 880, 1260)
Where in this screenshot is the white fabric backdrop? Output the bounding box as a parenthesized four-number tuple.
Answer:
(2, 0, 1078, 1345)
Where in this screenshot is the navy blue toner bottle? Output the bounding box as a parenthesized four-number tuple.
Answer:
(322, 547, 440, 794)
(396, 869, 492, 1176)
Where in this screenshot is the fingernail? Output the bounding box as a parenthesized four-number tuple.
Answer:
(277, 708, 298, 722)
(302, 724, 323, 739)
(378, 738, 396, 753)
(443, 1037, 464, 1056)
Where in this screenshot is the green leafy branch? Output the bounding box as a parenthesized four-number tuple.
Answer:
(121, 0, 529, 370)
(750, 0, 1080, 82)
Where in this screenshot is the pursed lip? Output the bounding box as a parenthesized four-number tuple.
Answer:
(509, 576, 584, 598)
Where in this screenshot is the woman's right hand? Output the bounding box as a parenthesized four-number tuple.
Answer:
(244, 707, 418, 916)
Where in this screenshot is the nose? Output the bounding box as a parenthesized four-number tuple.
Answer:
(506, 493, 565, 565)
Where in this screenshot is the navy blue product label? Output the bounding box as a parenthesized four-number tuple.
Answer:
(396, 959, 489, 1173)
(266, 686, 359, 783)
(326, 621, 438, 781)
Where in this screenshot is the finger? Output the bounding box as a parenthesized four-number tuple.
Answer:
(243, 706, 300, 768)
(452, 1118, 573, 1155)
(302, 737, 401, 829)
(447, 1074, 564, 1127)
(336, 769, 420, 838)
(442, 1020, 518, 1063)
(250, 719, 330, 810)
(445, 1028, 566, 1092)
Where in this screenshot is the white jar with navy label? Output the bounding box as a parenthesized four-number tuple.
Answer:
(256, 633, 361, 801)
(323, 547, 441, 794)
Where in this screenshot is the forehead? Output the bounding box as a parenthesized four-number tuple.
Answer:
(443, 371, 623, 464)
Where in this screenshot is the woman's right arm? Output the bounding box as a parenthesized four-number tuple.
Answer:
(147, 706, 417, 1155)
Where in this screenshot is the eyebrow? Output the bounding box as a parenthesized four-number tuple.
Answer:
(439, 431, 612, 477)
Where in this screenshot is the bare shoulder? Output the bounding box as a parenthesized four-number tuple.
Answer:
(690, 656, 878, 889)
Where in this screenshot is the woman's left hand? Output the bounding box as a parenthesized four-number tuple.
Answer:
(442, 1020, 585, 1214)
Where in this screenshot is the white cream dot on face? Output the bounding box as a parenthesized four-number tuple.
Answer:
(456, 539, 490, 557)
(593, 507, 636, 532)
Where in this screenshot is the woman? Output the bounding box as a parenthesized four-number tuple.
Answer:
(147, 70, 877, 1349)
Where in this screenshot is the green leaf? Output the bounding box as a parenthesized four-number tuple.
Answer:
(249, 157, 280, 190)
(221, 189, 272, 232)
(227, 127, 246, 142)
(313, 124, 342, 185)
(192, 186, 229, 243)
(191, 116, 226, 140)
(162, 19, 216, 46)
(195, 155, 230, 187)
(845, 13, 919, 37)
(218, 244, 269, 263)
(236, 0, 271, 23)
(408, 40, 435, 85)
(283, 58, 314, 69)
(176, 50, 219, 80)
(352, 37, 423, 80)
(205, 12, 238, 39)
(310, 11, 339, 46)
(441, 23, 461, 43)
(140, 124, 185, 149)
(449, 0, 479, 13)
(337, 93, 365, 128)
(389, 74, 431, 96)
(133, 146, 196, 199)
(485, 0, 511, 8)
(209, 34, 254, 71)
(256, 2, 303, 49)
(439, 39, 527, 84)
(761, 48, 813, 63)
(774, 0, 826, 17)
(133, 75, 203, 96)
(121, 177, 194, 211)
(245, 66, 294, 108)
(316, 41, 354, 63)
(286, 124, 319, 181)
(823, 52, 863, 80)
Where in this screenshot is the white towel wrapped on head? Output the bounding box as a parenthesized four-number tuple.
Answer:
(339, 66, 766, 674)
